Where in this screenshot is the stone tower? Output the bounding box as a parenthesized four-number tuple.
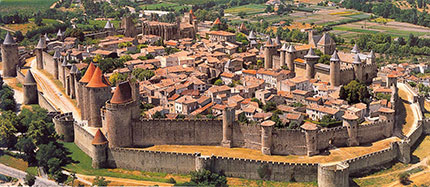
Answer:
(69, 65, 78, 99)
(1, 32, 19, 77)
(52, 50, 61, 79)
(342, 114, 359, 146)
(317, 33, 335, 55)
(318, 162, 350, 187)
(367, 50, 375, 64)
(78, 63, 96, 121)
(263, 37, 277, 69)
(261, 120, 275, 155)
(329, 50, 341, 86)
(122, 16, 137, 37)
(280, 44, 287, 69)
(353, 54, 363, 82)
(304, 48, 319, 80)
(378, 107, 395, 137)
(35, 36, 46, 70)
(53, 113, 75, 142)
(301, 122, 319, 156)
(286, 45, 296, 72)
(23, 70, 38, 105)
(86, 66, 111, 127)
(104, 21, 115, 36)
(221, 107, 235, 148)
(61, 56, 68, 86)
(92, 129, 108, 169)
(56, 29, 63, 41)
(104, 81, 139, 148)
(351, 43, 359, 54)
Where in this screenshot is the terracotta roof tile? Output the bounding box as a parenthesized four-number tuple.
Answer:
(87, 67, 109, 88)
(92, 129, 108, 145)
(79, 63, 96, 83)
(111, 81, 133, 104)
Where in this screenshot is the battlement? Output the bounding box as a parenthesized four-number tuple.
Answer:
(359, 120, 388, 127)
(340, 67, 354, 72)
(110, 147, 196, 157)
(345, 146, 393, 164)
(53, 112, 74, 122)
(319, 126, 346, 133)
(139, 117, 222, 122)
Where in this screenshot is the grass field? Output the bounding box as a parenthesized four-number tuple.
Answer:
(3, 18, 60, 34)
(76, 20, 120, 31)
(225, 4, 266, 15)
(139, 2, 189, 11)
(0, 0, 57, 14)
(0, 153, 38, 176)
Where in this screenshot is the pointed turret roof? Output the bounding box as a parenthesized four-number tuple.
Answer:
(35, 36, 46, 49)
(281, 43, 288, 51)
(53, 50, 61, 59)
(57, 29, 63, 37)
(265, 37, 273, 46)
(104, 20, 113, 29)
(44, 33, 50, 42)
(86, 67, 109, 88)
(287, 45, 296, 53)
(351, 43, 360, 54)
(330, 50, 340, 62)
(275, 36, 281, 46)
(3, 32, 16, 45)
(368, 50, 375, 58)
(304, 48, 319, 59)
(24, 70, 36, 84)
(110, 81, 133, 104)
(70, 65, 78, 74)
(80, 63, 96, 83)
(317, 33, 334, 46)
(353, 53, 362, 64)
(92, 129, 108, 145)
(61, 57, 68, 66)
(213, 18, 221, 25)
(248, 30, 256, 40)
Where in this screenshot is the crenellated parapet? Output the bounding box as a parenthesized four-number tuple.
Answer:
(53, 112, 75, 142)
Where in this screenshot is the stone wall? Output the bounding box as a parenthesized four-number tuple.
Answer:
(42, 52, 56, 76)
(346, 144, 397, 175)
(131, 119, 223, 146)
(74, 123, 95, 158)
(37, 92, 57, 112)
(16, 70, 25, 83)
(357, 121, 388, 144)
(339, 67, 355, 85)
(272, 129, 307, 155)
(232, 123, 261, 149)
(317, 126, 348, 150)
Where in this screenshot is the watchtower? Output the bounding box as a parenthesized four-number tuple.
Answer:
(1, 32, 19, 77)
(35, 35, 46, 70)
(78, 63, 96, 121)
(264, 37, 277, 69)
(23, 70, 38, 105)
(86, 67, 111, 127)
(342, 114, 359, 146)
(304, 48, 319, 80)
(92, 129, 108, 169)
(329, 50, 341, 87)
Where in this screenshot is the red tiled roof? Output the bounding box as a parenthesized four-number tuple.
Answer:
(111, 81, 133, 104)
(92, 129, 108, 145)
(79, 63, 96, 83)
(87, 67, 109, 88)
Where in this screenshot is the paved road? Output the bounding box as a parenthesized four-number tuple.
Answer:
(30, 59, 82, 121)
(0, 164, 57, 186)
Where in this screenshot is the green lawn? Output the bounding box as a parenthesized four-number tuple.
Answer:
(225, 4, 266, 15)
(28, 18, 60, 25)
(0, 154, 38, 176)
(333, 26, 380, 34)
(76, 20, 120, 32)
(0, 0, 57, 14)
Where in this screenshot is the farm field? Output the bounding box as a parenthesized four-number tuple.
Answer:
(330, 20, 430, 41)
(2, 18, 60, 34)
(0, 0, 57, 14)
(139, 2, 189, 11)
(289, 7, 370, 26)
(225, 4, 266, 16)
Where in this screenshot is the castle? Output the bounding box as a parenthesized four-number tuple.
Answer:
(261, 31, 378, 86)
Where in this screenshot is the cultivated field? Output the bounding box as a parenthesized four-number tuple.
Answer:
(0, 0, 57, 14)
(3, 18, 60, 34)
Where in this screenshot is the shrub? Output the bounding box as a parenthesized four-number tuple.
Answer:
(399, 172, 410, 185)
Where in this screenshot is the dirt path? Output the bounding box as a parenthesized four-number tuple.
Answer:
(76, 174, 174, 186)
(361, 157, 428, 180)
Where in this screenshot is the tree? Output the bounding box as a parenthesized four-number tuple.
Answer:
(152, 111, 165, 119)
(0, 112, 18, 149)
(15, 137, 37, 165)
(263, 102, 276, 112)
(132, 68, 154, 81)
(109, 72, 128, 86)
(251, 98, 263, 108)
(36, 141, 72, 176)
(214, 79, 223, 86)
(238, 112, 248, 123)
(27, 120, 57, 145)
(92, 176, 111, 186)
(339, 80, 371, 104)
(182, 169, 227, 187)
(24, 172, 36, 186)
(66, 28, 85, 42)
(34, 15, 43, 26)
(399, 172, 410, 185)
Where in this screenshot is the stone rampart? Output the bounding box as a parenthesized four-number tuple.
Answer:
(272, 129, 307, 155)
(42, 52, 56, 76)
(346, 144, 397, 176)
(74, 122, 95, 158)
(53, 112, 74, 142)
(37, 91, 57, 112)
(232, 123, 261, 149)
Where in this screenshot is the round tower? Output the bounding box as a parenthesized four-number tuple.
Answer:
(53, 113, 75, 142)
(86, 67, 111, 127)
(304, 48, 319, 80)
(92, 129, 108, 169)
(70, 65, 78, 99)
(78, 63, 96, 121)
(367, 50, 375, 64)
(280, 43, 287, 68)
(318, 162, 350, 187)
(286, 45, 296, 72)
(353, 54, 363, 82)
(104, 81, 138, 148)
(61, 57, 68, 86)
(52, 50, 61, 79)
(222, 107, 235, 148)
(1, 32, 19, 77)
(397, 139, 411, 164)
(378, 107, 395, 137)
(35, 36, 46, 70)
(195, 153, 214, 171)
(342, 114, 359, 146)
(329, 50, 341, 87)
(301, 122, 319, 156)
(264, 37, 277, 69)
(261, 120, 275, 155)
(23, 70, 38, 105)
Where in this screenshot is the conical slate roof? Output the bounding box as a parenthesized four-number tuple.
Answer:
(304, 48, 319, 59)
(104, 21, 113, 29)
(24, 70, 36, 84)
(3, 32, 16, 45)
(53, 50, 61, 59)
(92, 129, 108, 145)
(110, 81, 133, 104)
(80, 63, 96, 83)
(368, 50, 375, 58)
(44, 33, 50, 42)
(86, 67, 108, 88)
(281, 43, 288, 51)
(35, 36, 46, 49)
(61, 57, 68, 66)
(248, 30, 256, 40)
(351, 43, 360, 54)
(57, 29, 63, 37)
(330, 50, 340, 62)
(287, 45, 296, 53)
(70, 65, 78, 74)
(353, 54, 362, 64)
(265, 37, 273, 46)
